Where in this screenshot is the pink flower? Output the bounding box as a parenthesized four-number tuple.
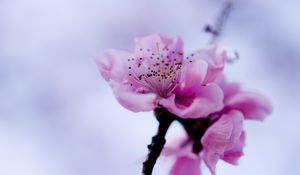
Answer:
(96, 33, 226, 118)
(96, 32, 273, 175)
(163, 77, 272, 175)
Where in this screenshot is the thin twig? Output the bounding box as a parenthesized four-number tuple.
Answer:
(205, 0, 235, 44)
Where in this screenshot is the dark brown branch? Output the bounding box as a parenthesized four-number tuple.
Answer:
(142, 108, 177, 175)
(205, 0, 235, 43)
(142, 108, 220, 175)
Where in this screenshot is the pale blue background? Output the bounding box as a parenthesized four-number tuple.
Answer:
(0, 0, 299, 174)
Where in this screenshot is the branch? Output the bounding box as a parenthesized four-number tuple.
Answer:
(141, 108, 221, 175)
(142, 108, 176, 175)
(205, 0, 235, 44)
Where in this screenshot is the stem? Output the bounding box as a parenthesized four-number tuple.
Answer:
(142, 108, 176, 175)
(141, 108, 220, 174)
(205, 0, 235, 43)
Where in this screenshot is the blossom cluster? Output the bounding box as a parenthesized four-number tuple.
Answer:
(97, 33, 272, 175)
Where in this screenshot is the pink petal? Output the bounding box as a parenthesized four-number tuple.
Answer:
(190, 45, 226, 84)
(109, 81, 157, 112)
(222, 131, 245, 165)
(226, 91, 273, 121)
(217, 76, 272, 121)
(201, 110, 244, 174)
(201, 152, 219, 175)
(159, 84, 224, 119)
(95, 49, 133, 82)
(215, 75, 241, 102)
(178, 59, 208, 96)
(169, 156, 201, 175)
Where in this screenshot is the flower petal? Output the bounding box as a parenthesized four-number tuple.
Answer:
(217, 76, 272, 121)
(109, 81, 157, 112)
(201, 110, 244, 174)
(160, 84, 223, 119)
(201, 153, 219, 175)
(96, 49, 133, 82)
(226, 91, 273, 121)
(170, 156, 201, 175)
(222, 131, 245, 165)
(190, 45, 226, 84)
(178, 59, 208, 96)
(215, 75, 241, 102)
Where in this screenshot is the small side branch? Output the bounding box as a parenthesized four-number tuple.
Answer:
(205, 0, 235, 43)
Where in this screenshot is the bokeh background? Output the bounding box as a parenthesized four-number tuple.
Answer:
(0, 0, 299, 174)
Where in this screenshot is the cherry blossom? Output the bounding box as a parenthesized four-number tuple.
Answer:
(97, 33, 226, 118)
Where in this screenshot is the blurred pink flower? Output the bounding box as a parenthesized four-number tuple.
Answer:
(169, 156, 201, 175)
(163, 77, 272, 175)
(97, 33, 226, 118)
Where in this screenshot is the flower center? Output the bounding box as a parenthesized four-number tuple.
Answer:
(127, 43, 183, 97)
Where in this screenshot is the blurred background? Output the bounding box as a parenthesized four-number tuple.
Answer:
(0, 0, 299, 174)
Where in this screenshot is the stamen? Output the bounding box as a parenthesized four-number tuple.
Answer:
(156, 42, 164, 83)
(127, 44, 183, 97)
